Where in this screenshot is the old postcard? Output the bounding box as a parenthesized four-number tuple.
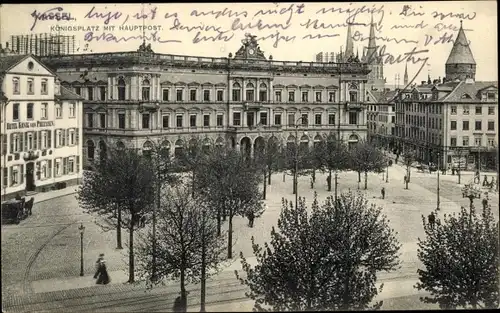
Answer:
(1, 1, 498, 312)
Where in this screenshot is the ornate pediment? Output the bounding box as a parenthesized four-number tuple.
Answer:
(137, 42, 154, 55)
(234, 33, 266, 60)
(313, 85, 325, 89)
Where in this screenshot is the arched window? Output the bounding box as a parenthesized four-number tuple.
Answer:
(232, 82, 241, 101)
(142, 79, 151, 101)
(246, 82, 255, 101)
(117, 77, 126, 100)
(143, 140, 153, 158)
(259, 82, 267, 102)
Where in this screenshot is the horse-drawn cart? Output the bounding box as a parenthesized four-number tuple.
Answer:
(1, 197, 34, 224)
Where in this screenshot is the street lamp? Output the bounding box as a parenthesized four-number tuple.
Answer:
(436, 152, 440, 210)
(294, 116, 308, 208)
(78, 223, 85, 276)
(200, 206, 207, 312)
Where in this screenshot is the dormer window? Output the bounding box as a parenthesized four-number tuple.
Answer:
(487, 92, 496, 100)
(461, 93, 472, 99)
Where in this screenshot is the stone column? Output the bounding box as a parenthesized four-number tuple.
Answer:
(108, 77, 113, 100)
(256, 78, 260, 101)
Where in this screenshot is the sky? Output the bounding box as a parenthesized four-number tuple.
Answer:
(0, 1, 497, 86)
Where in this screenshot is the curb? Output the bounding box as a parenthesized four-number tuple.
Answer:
(34, 190, 78, 205)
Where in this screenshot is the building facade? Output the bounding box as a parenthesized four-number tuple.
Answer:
(393, 22, 498, 170)
(1, 54, 84, 200)
(366, 89, 396, 148)
(38, 35, 371, 168)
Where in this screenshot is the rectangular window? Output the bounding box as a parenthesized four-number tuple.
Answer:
(13, 103, 19, 120)
(259, 90, 267, 102)
(475, 137, 482, 146)
(274, 114, 282, 125)
(475, 120, 482, 131)
(88, 87, 94, 101)
(475, 106, 482, 115)
(462, 136, 469, 146)
(462, 120, 469, 131)
(203, 90, 210, 101)
(488, 121, 495, 131)
(99, 113, 106, 128)
(203, 114, 210, 127)
(328, 113, 336, 125)
(260, 112, 268, 125)
(246, 90, 255, 101)
(162, 115, 169, 128)
(190, 89, 197, 101)
(233, 112, 241, 126)
(13, 78, 20, 94)
(451, 106, 457, 115)
(118, 113, 125, 129)
(41, 79, 48, 95)
(176, 89, 183, 101)
(217, 90, 223, 101)
(288, 113, 295, 126)
(301, 114, 308, 125)
(288, 91, 295, 102)
(488, 138, 495, 147)
(349, 91, 357, 102)
(100, 87, 106, 100)
(69, 158, 75, 174)
(450, 120, 457, 130)
(75, 86, 81, 95)
(27, 103, 34, 119)
(217, 114, 223, 126)
(463, 106, 470, 115)
(69, 130, 75, 146)
(315, 113, 322, 125)
(41, 103, 49, 120)
(190, 114, 196, 127)
(349, 112, 358, 125)
(488, 106, 495, 115)
(232, 89, 241, 101)
(275, 91, 282, 102)
(69, 103, 75, 117)
(315, 92, 322, 102)
(176, 115, 183, 128)
(302, 91, 309, 102)
(87, 113, 93, 128)
(451, 137, 457, 147)
(142, 86, 150, 101)
(27, 78, 34, 94)
(142, 113, 150, 129)
(162, 89, 169, 101)
(56, 104, 62, 118)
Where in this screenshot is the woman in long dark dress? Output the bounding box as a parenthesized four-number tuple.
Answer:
(96, 259, 111, 285)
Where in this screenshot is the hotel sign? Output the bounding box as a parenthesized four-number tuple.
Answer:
(6, 121, 55, 130)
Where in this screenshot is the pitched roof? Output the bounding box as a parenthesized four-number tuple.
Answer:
(369, 89, 397, 103)
(0, 54, 29, 73)
(445, 22, 476, 65)
(56, 85, 84, 101)
(441, 81, 498, 102)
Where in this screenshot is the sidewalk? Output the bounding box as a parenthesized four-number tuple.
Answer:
(29, 185, 79, 204)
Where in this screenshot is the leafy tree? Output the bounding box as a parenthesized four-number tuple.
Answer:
(197, 147, 262, 258)
(254, 137, 282, 199)
(349, 141, 387, 190)
(176, 137, 207, 196)
(415, 204, 499, 309)
(236, 191, 401, 311)
(137, 186, 226, 311)
(317, 137, 350, 192)
(279, 142, 311, 195)
(402, 149, 417, 189)
(78, 147, 156, 283)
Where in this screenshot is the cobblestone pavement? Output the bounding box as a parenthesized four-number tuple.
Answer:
(2, 164, 496, 312)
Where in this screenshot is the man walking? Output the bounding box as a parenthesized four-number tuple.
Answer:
(428, 212, 436, 229)
(381, 187, 386, 199)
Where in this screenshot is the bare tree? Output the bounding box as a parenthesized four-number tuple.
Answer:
(78, 147, 156, 283)
(137, 186, 226, 311)
(402, 149, 418, 189)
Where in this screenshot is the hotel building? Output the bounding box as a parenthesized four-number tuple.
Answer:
(0, 54, 84, 200)
(37, 33, 371, 168)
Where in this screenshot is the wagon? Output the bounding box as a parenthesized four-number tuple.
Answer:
(1, 199, 26, 224)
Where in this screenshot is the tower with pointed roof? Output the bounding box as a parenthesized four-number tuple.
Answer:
(403, 63, 408, 86)
(344, 22, 355, 61)
(445, 21, 476, 82)
(362, 15, 385, 91)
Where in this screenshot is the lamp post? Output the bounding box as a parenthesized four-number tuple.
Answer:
(294, 116, 308, 208)
(78, 223, 85, 276)
(436, 152, 440, 210)
(200, 206, 206, 312)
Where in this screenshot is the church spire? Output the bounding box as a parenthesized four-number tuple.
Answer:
(365, 13, 379, 64)
(344, 22, 354, 60)
(404, 62, 408, 85)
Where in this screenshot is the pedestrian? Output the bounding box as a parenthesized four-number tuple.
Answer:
(326, 175, 331, 189)
(94, 253, 104, 279)
(173, 296, 183, 312)
(310, 177, 314, 189)
(247, 209, 255, 228)
(483, 175, 489, 187)
(381, 187, 385, 199)
(95, 256, 111, 285)
(403, 175, 407, 185)
(14, 193, 22, 201)
(428, 212, 436, 229)
(451, 167, 455, 175)
(140, 215, 146, 228)
(474, 170, 480, 184)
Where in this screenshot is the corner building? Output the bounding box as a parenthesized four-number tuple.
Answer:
(1, 54, 84, 200)
(40, 36, 371, 167)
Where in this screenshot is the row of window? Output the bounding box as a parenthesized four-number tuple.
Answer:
(11, 102, 76, 121)
(450, 137, 496, 147)
(12, 77, 48, 95)
(450, 120, 495, 131)
(404, 102, 443, 114)
(405, 115, 443, 130)
(1, 156, 80, 188)
(86, 112, 360, 129)
(2, 129, 79, 155)
(450, 105, 495, 115)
